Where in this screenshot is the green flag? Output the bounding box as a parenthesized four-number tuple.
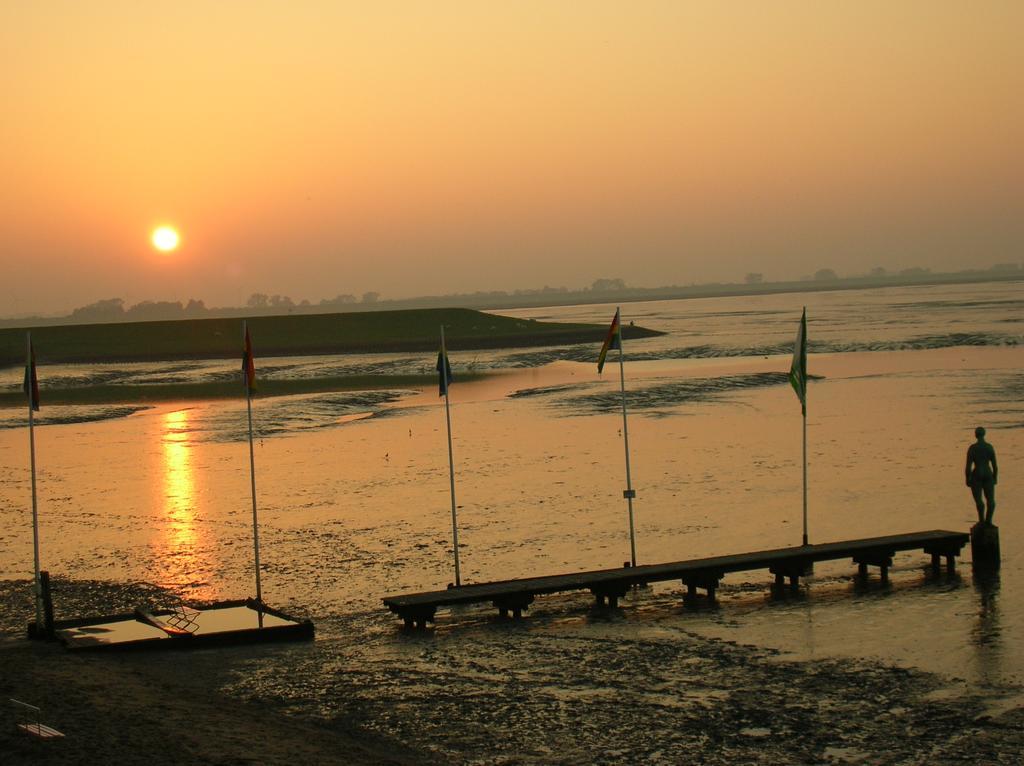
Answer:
(789, 308, 807, 414)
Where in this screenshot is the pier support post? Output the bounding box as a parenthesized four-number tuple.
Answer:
(396, 606, 436, 630)
(769, 563, 805, 595)
(590, 583, 628, 609)
(40, 571, 54, 639)
(682, 573, 722, 606)
(493, 594, 534, 620)
(971, 523, 1000, 570)
(26, 571, 54, 640)
(852, 552, 893, 585)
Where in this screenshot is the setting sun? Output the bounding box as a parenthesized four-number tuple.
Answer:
(151, 226, 180, 253)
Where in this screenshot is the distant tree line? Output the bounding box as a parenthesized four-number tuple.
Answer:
(69, 297, 211, 323)
(3, 266, 1020, 328)
(49, 278, 633, 324)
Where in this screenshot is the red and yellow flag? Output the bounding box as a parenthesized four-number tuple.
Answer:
(597, 308, 621, 374)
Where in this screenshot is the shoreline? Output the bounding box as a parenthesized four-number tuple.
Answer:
(3, 273, 1020, 329)
(0, 374, 461, 408)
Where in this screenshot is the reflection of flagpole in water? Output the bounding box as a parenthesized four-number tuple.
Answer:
(242, 321, 263, 607)
(598, 308, 637, 567)
(25, 331, 42, 629)
(439, 326, 461, 586)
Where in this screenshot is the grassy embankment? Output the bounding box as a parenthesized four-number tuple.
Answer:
(0, 307, 661, 406)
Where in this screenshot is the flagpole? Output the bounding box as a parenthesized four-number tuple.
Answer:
(244, 321, 263, 605)
(440, 326, 461, 586)
(26, 332, 42, 629)
(802, 401, 808, 546)
(616, 310, 637, 567)
(792, 305, 808, 547)
(801, 306, 808, 546)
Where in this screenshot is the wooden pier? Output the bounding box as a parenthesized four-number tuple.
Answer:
(383, 530, 969, 629)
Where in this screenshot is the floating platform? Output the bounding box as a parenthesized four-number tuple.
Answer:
(54, 599, 314, 651)
(383, 530, 970, 628)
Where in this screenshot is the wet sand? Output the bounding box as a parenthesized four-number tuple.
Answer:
(2, 581, 1022, 765)
(0, 580, 425, 766)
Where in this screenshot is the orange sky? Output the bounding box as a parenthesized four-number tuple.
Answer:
(1, 2, 1021, 314)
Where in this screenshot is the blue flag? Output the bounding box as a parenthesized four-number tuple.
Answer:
(437, 346, 453, 397)
(23, 336, 40, 412)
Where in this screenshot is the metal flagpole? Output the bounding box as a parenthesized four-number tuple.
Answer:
(26, 332, 42, 629)
(800, 308, 808, 547)
(244, 321, 263, 605)
(440, 326, 461, 586)
(802, 404, 808, 546)
(440, 327, 462, 586)
(616, 311, 637, 567)
(789, 307, 809, 549)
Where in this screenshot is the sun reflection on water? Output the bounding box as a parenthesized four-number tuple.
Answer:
(160, 409, 202, 588)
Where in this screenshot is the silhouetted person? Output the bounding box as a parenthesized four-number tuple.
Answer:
(966, 426, 998, 524)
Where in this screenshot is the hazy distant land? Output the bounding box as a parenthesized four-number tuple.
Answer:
(1, 266, 1021, 328)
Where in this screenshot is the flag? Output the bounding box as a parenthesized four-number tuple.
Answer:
(242, 325, 257, 393)
(789, 308, 807, 414)
(23, 338, 40, 411)
(437, 345, 453, 397)
(597, 308, 621, 374)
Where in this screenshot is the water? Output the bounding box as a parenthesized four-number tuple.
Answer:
(0, 281, 1021, 760)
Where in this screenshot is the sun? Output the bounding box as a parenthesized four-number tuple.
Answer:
(151, 226, 181, 252)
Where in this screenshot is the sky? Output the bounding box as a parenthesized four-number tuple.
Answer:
(1, 2, 1021, 315)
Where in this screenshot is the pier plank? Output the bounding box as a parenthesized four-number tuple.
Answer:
(383, 530, 969, 627)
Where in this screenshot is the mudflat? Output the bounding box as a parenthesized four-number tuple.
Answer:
(2, 580, 1022, 765)
(0, 580, 427, 766)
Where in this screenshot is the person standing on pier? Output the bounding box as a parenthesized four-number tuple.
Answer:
(966, 426, 998, 524)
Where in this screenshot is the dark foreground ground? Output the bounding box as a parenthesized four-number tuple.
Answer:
(1, 579, 1022, 765)
(0, 581, 425, 765)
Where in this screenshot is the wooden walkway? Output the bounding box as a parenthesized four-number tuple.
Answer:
(383, 530, 969, 628)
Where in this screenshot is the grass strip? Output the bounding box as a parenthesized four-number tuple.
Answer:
(0, 308, 661, 367)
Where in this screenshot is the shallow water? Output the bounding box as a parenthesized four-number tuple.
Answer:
(0, 281, 1021, 759)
